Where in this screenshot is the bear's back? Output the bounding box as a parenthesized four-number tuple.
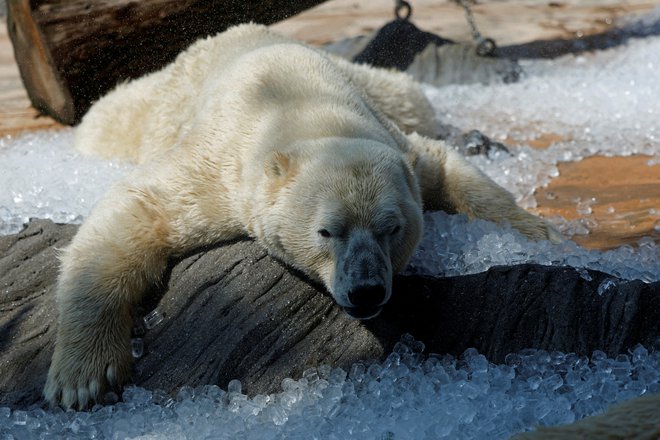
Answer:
(75, 24, 380, 164)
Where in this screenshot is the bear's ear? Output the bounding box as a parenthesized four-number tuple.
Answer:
(265, 151, 298, 179)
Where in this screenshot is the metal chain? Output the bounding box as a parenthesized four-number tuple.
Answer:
(391, 0, 495, 55)
(453, 0, 497, 56)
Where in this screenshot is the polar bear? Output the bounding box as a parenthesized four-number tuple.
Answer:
(45, 24, 560, 409)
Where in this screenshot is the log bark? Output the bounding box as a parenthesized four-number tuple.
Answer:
(6, 0, 326, 125)
(1, 219, 658, 409)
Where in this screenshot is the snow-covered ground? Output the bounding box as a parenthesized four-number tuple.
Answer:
(1, 23, 659, 440)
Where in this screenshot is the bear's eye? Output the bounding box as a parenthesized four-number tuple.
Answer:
(318, 229, 332, 238)
(390, 225, 401, 236)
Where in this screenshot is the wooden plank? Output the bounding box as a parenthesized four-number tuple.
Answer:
(271, 0, 660, 46)
(535, 156, 660, 250)
(0, 21, 62, 136)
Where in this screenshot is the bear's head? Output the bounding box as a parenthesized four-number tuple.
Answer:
(262, 138, 423, 319)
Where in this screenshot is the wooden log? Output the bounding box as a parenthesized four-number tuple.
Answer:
(1, 219, 658, 408)
(6, 0, 327, 125)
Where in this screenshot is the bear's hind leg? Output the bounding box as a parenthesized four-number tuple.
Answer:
(74, 72, 166, 163)
(408, 133, 562, 242)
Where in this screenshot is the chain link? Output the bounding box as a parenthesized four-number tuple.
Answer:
(394, 0, 412, 21)
(391, 0, 496, 55)
(453, 0, 497, 56)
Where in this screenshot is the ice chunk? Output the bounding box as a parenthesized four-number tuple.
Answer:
(597, 278, 619, 296)
(302, 367, 320, 384)
(143, 310, 164, 329)
(227, 379, 242, 394)
(131, 338, 144, 358)
(576, 199, 594, 215)
(630, 344, 649, 363)
(11, 410, 27, 426)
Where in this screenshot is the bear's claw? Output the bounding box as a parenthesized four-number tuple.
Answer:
(45, 365, 124, 410)
(44, 340, 131, 410)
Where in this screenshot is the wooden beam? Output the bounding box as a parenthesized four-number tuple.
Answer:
(7, 0, 327, 125)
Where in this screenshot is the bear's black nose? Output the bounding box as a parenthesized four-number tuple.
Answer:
(348, 284, 387, 308)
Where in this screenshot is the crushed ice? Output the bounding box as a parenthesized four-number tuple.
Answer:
(0, 131, 130, 236)
(424, 32, 660, 210)
(0, 335, 658, 439)
(406, 211, 659, 282)
(1, 16, 660, 440)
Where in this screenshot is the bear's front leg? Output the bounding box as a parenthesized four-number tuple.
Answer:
(407, 133, 563, 243)
(44, 185, 174, 410)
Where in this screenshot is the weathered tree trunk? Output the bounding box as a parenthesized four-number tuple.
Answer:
(1, 219, 658, 409)
(6, 0, 326, 124)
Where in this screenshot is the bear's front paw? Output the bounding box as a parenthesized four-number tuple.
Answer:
(44, 337, 132, 410)
(530, 216, 565, 244)
(545, 223, 564, 244)
(510, 210, 564, 244)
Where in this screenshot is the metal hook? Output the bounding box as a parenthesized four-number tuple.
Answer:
(454, 0, 497, 56)
(394, 0, 412, 21)
(476, 37, 496, 56)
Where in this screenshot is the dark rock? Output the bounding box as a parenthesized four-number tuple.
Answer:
(1, 219, 658, 409)
(0, 219, 77, 408)
(352, 19, 453, 72)
(436, 128, 511, 157)
(404, 42, 521, 86)
(325, 19, 521, 87)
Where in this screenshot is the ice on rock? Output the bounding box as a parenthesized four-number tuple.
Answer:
(576, 198, 594, 216)
(575, 267, 592, 281)
(227, 379, 242, 394)
(424, 31, 660, 212)
(143, 310, 164, 329)
(597, 278, 619, 296)
(131, 338, 144, 359)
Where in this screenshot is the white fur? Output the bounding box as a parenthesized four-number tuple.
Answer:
(46, 24, 560, 409)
